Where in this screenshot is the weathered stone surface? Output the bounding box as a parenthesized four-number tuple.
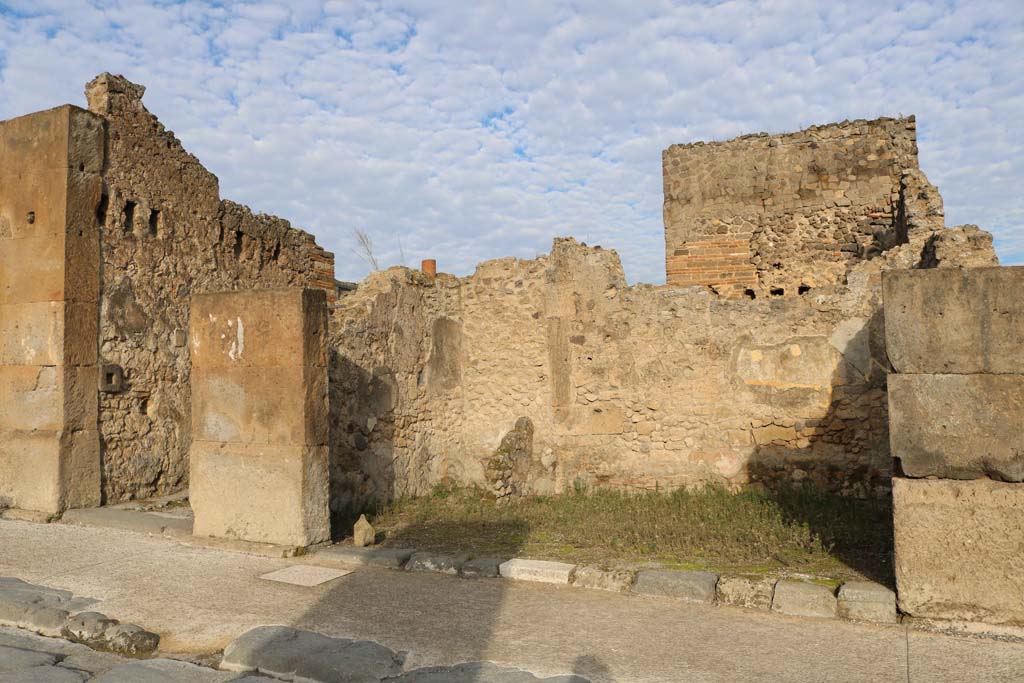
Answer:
(0, 105, 102, 515)
(485, 416, 535, 500)
(0, 577, 77, 636)
(220, 625, 404, 681)
(313, 546, 413, 570)
(388, 662, 588, 682)
(570, 566, 634, 593)
(259, 565, 350, 587)
(102, 623, 161, 657)
(92, 659, 242, 682)
(3, 665, 88, 682)
(460, 557, 503, 579)
(499, 559, 576, 585)
(61, 508, 188, 536)
(715, 576, 774, 610)
(0, 644, 57, 671)
(837, 581, 897, 623)
(893, 477, 1024, 625)
(631, 570, 718, 603)
(353, 514, 374, 548)
(888, 374, 1024, 481)
(771, 580, 837, 619)
(883, 267, 1022, 375)
(406, 552, 467, 575)
(63, 611, 118, 643)
(190, 442, 329, 547)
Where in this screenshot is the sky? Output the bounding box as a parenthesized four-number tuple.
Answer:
(0, 1, 1021, 283)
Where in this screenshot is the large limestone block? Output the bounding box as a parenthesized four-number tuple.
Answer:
(191, 364, 327, 446)
(189, 441, 330, 547)
(190, 289, 327, 369)
(893, 478, 1024, 626)
(0, 302, 97, 366)
(0, 366, 97, 432)
(0, 432, 62, 512)
(883, 267, 1024, 374)
(889, 374, 1024, 481)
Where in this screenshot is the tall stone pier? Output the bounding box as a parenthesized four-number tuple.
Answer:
(0, 106, 103, 514)
(884, 266, 1024, 628)
(189, 288, 331, 546)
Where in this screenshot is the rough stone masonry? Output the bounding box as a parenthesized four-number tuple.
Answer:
(0, 74, 1001, 532)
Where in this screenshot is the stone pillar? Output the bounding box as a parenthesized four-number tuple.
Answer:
(0, 105, 103, 514)
(189, 288, 330, 546)
(883, 266, 1024, 628)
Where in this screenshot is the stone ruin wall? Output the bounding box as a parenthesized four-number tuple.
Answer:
(329, 221, 997, 514)
(329, 113, 999, 513)
(663, 117, 920, 296)
(84, 74, 337, 502)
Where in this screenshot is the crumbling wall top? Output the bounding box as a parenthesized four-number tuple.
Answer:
(85, 73, 146, 115)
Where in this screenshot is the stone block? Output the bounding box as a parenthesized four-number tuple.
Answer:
(771, 580, 837, 619)
(221, 625, 404, 681)
(312, 546, 413, 570)
(0, 431, 62, 513)
(406, 552, 467, 575)
(893, 477, 1024, 625)
(191, 364, 328, 446)
(190, 288, 327, 369)
(499, 558, 576, 584)
(460, 557, 503, 578)
(0, 234, 65, 304)
(631, 570, 718, 603)
(889, 374, 1024, 481)
(565, 404, 625, 435)
(189, 441, 330, 547)
(883, 267, 1024, 374)
(571, 566, 634, 592)
(837, 581, 897, 623)
(0, 302, 64, 365)
(715, 575, 774, 609)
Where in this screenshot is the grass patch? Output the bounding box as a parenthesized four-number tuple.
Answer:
(368, 484, 893, 585)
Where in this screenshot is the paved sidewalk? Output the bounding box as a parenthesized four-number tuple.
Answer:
(1, 519, 1021, 682)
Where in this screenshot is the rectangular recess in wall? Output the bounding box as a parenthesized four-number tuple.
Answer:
(123, 200, 136, 233)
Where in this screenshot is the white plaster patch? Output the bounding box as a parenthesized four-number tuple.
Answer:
(259, 565, 351, 587)
(228, 317, 244, 361)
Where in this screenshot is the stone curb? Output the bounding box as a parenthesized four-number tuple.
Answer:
(0, 577, 160, 656)
(5, 513, 899, 627)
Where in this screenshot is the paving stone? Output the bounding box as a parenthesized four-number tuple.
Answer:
(715, 576, 774, 610)
(2, 665, 88, 682)
(259, 565, 351, 587)
(499, 559, 576, 585)
(92, 658, 244, 682)
(460, 557, 503, 578)
(312, 546, 413, 570)
(387, 661, 589, 682)
(631, 570, 718, 603)
(771, 580, 837, 619)
(220, 625, 404, 682)
(837, 581, 897, 623)
(405, 552, 468, 575)
(570, 566, 634, 593)
(61, 508, 176, 535)
(0, 643, 57, 671)
(0, 577, 76, 636)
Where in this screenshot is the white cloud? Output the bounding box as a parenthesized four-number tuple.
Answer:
(0, 0, 1020, 280)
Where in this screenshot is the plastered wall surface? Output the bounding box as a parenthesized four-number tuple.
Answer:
(0, 105, 103, 513)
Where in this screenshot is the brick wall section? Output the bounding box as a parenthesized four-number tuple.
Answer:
(665, 236, 757, 295)
(663, 117, 920, 295)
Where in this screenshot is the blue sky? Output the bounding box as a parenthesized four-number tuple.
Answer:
(1, 1, 1021, 282)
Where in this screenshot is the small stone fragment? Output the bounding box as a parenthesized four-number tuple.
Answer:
(353, 514, 375, 547)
